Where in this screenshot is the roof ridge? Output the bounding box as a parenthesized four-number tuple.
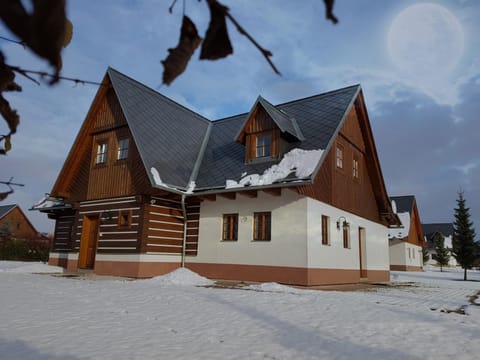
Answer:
(276, 84, 361, 108)
(107, 67, 211, 125)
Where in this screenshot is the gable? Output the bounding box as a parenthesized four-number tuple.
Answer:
(296, 92, 399, 226)
(0, 205, 38, 239)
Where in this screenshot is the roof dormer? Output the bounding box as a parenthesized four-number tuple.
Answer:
(235, 96, 304, 163)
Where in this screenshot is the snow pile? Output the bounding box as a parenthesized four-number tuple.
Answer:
(226, 148, 324, 189)
(247, 282, 305, 294)
(0, 261, 64, 274)
(388, 211, 410, 239)
(146, 267, 214, 286)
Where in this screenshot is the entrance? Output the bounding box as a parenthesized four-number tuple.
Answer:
(358, 227, 367, 278)
(78, 215, 99, 269)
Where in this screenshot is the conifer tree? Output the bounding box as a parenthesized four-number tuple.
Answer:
(433, 233, 450, 272)
(452, 192, 476, 280)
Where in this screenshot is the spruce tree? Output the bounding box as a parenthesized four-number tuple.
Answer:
(433, 233, 450, 272)
(452, 192, 476, 280)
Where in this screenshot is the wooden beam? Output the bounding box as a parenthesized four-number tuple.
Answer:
(262, 188, 281, 197)
(239, 190, 257, 198)
(199, 194, 216, 201)
(219, 192, 236, 200)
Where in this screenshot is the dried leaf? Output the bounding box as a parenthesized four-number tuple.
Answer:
(0, 190, 13, 201)
(0, 0, 30, 43)
(63, 18, 73, 48)
(4, 135, 12, 152)
(161, 16, 202, 85)
(323, 0, 339, 24)
(0, 52, 16, 92)
(0, 0, 66, 75)
(0, 95, 19, 134)
(30, 0, 66, 75)
(200, 0, 233, 60)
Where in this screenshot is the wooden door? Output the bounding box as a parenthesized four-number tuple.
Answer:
(358, 227, 367, 278)
(78, 215, 99, 269)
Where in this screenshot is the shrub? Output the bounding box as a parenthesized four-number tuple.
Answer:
(0, 238, 50, 262)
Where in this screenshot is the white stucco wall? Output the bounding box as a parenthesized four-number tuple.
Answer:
(389, 240, 423, 268)
(190, 189, 308, 267)
(306, 199, 390, 271)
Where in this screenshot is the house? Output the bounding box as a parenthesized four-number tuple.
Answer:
(388, 196, 425, 271)
(422, 223, 457, 267)
(34, 68, 400, 285)
(0, 204, 47, 243)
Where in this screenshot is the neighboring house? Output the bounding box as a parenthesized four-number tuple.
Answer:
(0, 204, 47, 243)
(34, 68, 400, 285)
(422, 223, 457, 267)
(388, 196, 425, 271)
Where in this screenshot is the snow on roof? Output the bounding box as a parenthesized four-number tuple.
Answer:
(226, 148, 323, 189)
(388, 212, 410, 239)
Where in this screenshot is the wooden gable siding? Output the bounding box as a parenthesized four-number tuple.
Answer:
(73, 196, 143, 254)
(295, 104, 381, 223)
(243, 107, 280, 161)
(85, 90, 151, 200)
(52, 214, 76, 252)
(0, 207, 38, 240)
(407, 202, 425, 247)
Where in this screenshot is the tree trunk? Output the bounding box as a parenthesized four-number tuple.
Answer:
(464, 267, 467, 281)
(440, 265, 443, 272)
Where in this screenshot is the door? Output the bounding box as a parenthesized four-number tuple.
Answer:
(358, 227, 367, 278)
(78, 215, 99, 269)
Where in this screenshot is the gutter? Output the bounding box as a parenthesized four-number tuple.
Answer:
(181, 194, 187, 268)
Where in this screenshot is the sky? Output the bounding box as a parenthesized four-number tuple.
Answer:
(1, 0, 479, 233)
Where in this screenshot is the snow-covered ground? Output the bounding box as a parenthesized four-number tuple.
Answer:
(1, 262, 479, 360)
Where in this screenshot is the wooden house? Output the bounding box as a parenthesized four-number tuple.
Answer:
(422, 223, 457, 267)
(0, 204, 42, 242)
(34, 68, 400, 285)
(388, 196, 425, 271)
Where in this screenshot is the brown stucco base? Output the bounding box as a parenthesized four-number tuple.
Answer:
(390, 265, 423, 272)
(48, 254, 78, 272)
(93, 260, 180, 278)
(187, 263, 390, 286)
(48, 254, 390, 285)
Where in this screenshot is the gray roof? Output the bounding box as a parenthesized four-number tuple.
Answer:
(108, 68, 211, 190)
(0, 204, 16, 219)
(107, 68, 360, 192)
(390, 196, 415, 215)
(422, 223, 454, 239)
(195, 85, 360, 189)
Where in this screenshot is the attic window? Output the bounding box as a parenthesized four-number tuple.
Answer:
(256, 135, 271, 158)
(117, 138, 129, 160)
(336, 144, 343, 169)
(96, 142, 108, 164)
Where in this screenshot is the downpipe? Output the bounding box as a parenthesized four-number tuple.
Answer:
(181, 194, 187, 268)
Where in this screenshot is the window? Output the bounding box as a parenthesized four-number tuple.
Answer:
(321, 215, 330, 245)
(336, 144, 343, 169)
(353, 157, 359, 179)
(118, 210, 132, 227)
(222, 214, 238, 241)
(96, 142, 108, 164)
(256, 135, 271, 158)
(408, 248, 411, 259)
(117, 138, 129, 160)
(254, 212, 271, 241)
(343, 227, 350, 248)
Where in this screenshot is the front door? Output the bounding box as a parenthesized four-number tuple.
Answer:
(78, 215, 99, 269)
(358, 227, 367, 278)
